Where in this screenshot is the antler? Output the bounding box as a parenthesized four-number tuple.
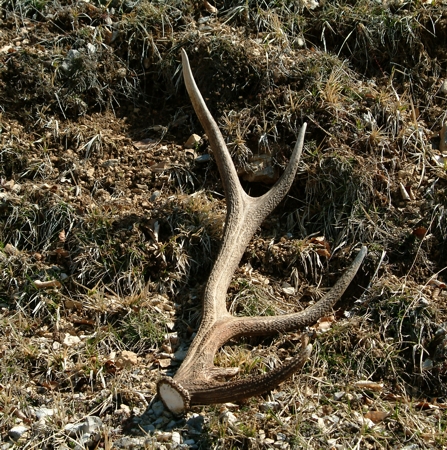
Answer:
(157, 49, 367, 415)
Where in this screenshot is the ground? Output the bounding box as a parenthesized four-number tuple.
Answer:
(0, 0, 447, 448)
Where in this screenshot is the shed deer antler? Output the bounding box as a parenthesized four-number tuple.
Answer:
(157, 50, 367, 414)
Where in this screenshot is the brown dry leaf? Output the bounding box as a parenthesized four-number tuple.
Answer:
(412, 226, 427, 240)
(54, 248, 70, 258)
(364, 410, 389, 423)
(316, 248, 331, 258)
(353, 381, 384, 391)
(309, 236, 331, 257)
(40, 381, 59, 391)
(313, 315, 335, 332)
(415, 401, 439, 410)
(59, 229, 66, 242)
(157, 358, 172, 368)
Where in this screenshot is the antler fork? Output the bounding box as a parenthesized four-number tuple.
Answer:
(157, 50, 367, 414)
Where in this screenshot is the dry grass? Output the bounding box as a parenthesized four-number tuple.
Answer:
(0, 0, 446, 448)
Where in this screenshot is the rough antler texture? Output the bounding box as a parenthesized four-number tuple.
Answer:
(157, 50, 367, 415)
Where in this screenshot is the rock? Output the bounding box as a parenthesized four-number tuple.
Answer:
(240, 154, 278, 184)
(8, 425, 29, 441)
(260, 401, 280, 412)
(156, 431, 172, 442)
(62, 333, 81, 347)
(333, 391, 345, 400)
(33, 407, 54, 420)
(219, 410, 238, 426)
(141, 424, 155, 434)
(440, 79, 447, 95)
(173, 349, 188, 361)
(151, 400, 165, 418)
(184, 134, 201, 149)
(4, 243, 19, 256)
(276, 432, 287, 441)
(3, 180, 15, 191)
(65, 415, 103, 437)
(166, 419, 178, 430)
(102, 159, 120, 167)
(172, 431, 182, 445)
(195, 154, 211, 164)
(112, 437, 155, 448)
(116, 350, 138, 368)
(150, 190, 161, 202)
(186, 414, 204, 433)
(281, 282, 295, 296)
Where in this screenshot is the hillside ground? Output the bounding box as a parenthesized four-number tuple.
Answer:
(0, 0, 447, 448)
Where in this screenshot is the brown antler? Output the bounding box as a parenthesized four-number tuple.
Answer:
(157, 49, 367, 414)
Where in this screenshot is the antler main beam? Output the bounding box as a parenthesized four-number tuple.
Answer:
(157, 49, 367, 415)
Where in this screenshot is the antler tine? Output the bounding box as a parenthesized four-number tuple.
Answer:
(234, 245, 368, 336)
(180, 49, 241, 207)
(156, 51, 366, 415)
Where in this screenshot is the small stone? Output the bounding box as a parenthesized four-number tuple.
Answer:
(172, 431, 182, 445)
(333, 391, 345, 400)
(3, 180, 14, 191)
(33, 407, 54, 420)
(156, 431, 172, 442)
(281, 282, 295, 295)
(150, 190, 161, 202)
(151, 400, 165, 418)
(165, 419, 178, 430)
(260, 401, 280, 412)
(173, 349, 188, 361)
(153, 416, 170, 427)
(276, 432, 287, 441)
(219, 410, 238, 426)
(240, 154, 278, 184)
(186, 414, 204, 433)
(4, 243, 19, 255)
(141, 424, 155, 434)
(102, 159, 120, 167)
(116, 350, 138, 368)
(64, 416, 103, 437)
(195, 154, 211, 164)
(184, 134, 201, 149)
(440, 79, 447, 95)
(62, 333, 81, 347)
(8, 425, 29, 441)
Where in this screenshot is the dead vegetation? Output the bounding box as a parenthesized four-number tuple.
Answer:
(0, 0, 446, 448)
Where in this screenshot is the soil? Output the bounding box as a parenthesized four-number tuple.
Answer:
(0, 0, 447, 448)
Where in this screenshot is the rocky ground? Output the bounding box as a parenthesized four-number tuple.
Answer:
(0, 0, 447, 448)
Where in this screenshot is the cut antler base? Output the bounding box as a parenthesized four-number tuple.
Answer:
(157, 49, 367, 415)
